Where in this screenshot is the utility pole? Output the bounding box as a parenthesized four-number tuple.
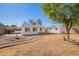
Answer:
(15, 23, 19, 39)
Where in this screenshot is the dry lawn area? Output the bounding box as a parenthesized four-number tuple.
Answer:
(0, 34, 79, 56)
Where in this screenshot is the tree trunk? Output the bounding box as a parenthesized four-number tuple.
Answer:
(66, 29, 70, 41)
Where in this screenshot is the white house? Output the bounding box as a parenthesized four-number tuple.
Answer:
(21, 21, 64, 35)
(46, 26, 63, 34)
(49, 27, 60, 33)
(21, 21, 46, 35)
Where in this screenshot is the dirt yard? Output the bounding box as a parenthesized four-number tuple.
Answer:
(0, 34, 79, 56)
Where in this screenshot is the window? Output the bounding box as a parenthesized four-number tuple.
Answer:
(40, 28, 42, 31)
(33, 27, 37, 31)
(56, 28, 58, 30)
(25, 28, 30, 32)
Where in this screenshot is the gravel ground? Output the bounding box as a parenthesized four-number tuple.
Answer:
(0, 34, 37, 45)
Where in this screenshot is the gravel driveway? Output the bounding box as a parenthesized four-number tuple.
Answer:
(0, 34, 37, 45)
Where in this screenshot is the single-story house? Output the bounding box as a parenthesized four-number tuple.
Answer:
(21, 21, 46, 35)
(21, 21, 63, 35)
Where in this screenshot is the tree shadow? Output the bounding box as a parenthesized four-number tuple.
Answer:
(70, 40, 79, 46)
(63, 36, 67, 41)
(63, 36, 79, 46)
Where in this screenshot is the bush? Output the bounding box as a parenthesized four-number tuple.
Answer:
(5, 29, 11, 34)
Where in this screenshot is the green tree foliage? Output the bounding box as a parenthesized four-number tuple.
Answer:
(10, 25, 16, 27)
(5, 29, 11, 34)
(5, 24, 17, 34)
(41, 3, 79, 41)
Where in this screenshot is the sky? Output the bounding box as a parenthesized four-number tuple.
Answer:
(0, 3, 59, 26)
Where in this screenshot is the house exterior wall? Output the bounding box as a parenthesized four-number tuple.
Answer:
(45, 26, 62, 33)
(22, 25, 65, 34)
(22, 22, 79, 35)
(49, 28, 60, 33)
(21, 24, 46, 35)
